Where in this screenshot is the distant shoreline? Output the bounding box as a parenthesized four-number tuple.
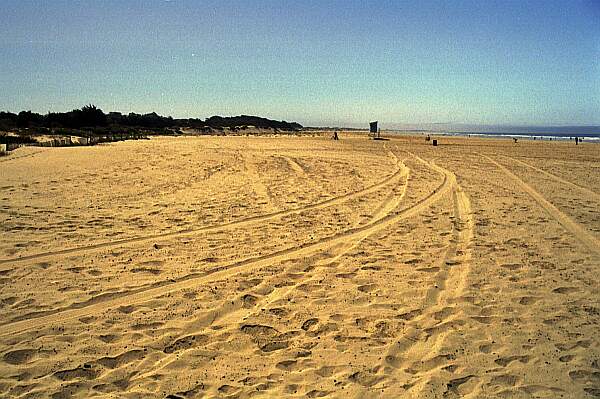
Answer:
(384, 130, 600, 142)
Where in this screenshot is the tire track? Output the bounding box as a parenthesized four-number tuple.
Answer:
(0, 155, 452, 338)
(0, 149, 45, 163)
(377, 175, 475, 396)
(0, 153, 408, 267)
(283, 156, 310, 179)
(484, 155, 600, 257)
(131, 156, 411, 382)
(401, 184, 476, 397)
(504, 155, 600, 201)
(244, 153, 279, 213)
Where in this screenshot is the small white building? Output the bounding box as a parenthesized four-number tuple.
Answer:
(70, 136, 89, 145)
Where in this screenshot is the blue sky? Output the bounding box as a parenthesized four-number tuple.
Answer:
(1, 0, 598, 127)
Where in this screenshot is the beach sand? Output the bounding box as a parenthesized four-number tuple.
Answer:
(0, 134, 599, 398)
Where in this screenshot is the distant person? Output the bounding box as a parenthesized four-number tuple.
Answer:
(332, 131, 339, 140)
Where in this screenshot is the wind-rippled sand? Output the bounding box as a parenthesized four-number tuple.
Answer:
(0, 134, 599, 398)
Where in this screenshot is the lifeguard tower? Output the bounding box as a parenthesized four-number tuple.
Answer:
(370, 121, 379, 139)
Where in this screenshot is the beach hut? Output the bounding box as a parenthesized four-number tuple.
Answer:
(7, 143, 23, 151)
(70, 136, 89, 145)
(370, 121, 378, 138)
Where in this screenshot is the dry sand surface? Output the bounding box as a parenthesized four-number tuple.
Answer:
(0, 134, 599, 398)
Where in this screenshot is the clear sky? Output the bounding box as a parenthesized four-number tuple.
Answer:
(1, 0, 599, 127)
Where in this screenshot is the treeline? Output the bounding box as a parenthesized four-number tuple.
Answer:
(0, 105, 303, 132)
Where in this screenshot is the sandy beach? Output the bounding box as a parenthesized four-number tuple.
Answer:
(0, 134, 599, 398)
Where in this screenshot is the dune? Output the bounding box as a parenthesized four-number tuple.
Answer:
(0, 134, 598, 398)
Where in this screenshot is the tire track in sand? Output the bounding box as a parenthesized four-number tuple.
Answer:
(0, 149, 45, 163)
(503, 155, 600, 202)
(484, 155, 600, 257)
(395, 185, 476, 397)
(130, 152, 411, 382)
(0, 155, 452, 338)
(369, 157, 476, 396)
(244, 153, 279, 213)
(283, 156, 310, 179)
(0, 151, 407, 267)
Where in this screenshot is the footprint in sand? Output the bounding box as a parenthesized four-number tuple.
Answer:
(552, 287, 578, 294)
(240, 293, 258, 308)
(301, 318, 319, 331)
(358, 284, 377, 293)
(495, 355, 530, 367)
(96, 349, 146, 369)
(417, 266, 440, 273)
(276, 359, 302, 371)
(569, 370, 600, 383)
(519, 296, 540, 305)
(559, 354, 575, 363)
(163, 334, 208, 353)
(490, 374, 521, 386)
(54, 365, 99, 381)
(3, 348, 38, 365)
(131, 267, 162, 275)
(501, 263, 522, 270)
(348, 370, 385, 387)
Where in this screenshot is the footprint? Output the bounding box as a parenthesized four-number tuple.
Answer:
(584, 388, 600, 397)
(54, 365, 99, 381)
(301, 318, 319, 331)
(490, 374, 520, 386)
(384, 355, 403, 369)
(98, 334, 120, 343)
(0, 266, 16, 279)
(471, 316, 494, 324)
(268, 307, 289, 317)
(443, 364, 459, 373)
(396, 309, 421, 321)
(276, 360, 300, 371)
(479, 343, 493, 354)
(3, 348, 37, 365)
(495, 355, 529, 367)
(552, 287, 578, 294)
(131, 267, 161, 275)
(447, 375, 475, 393)
(163, 334, 208, 353)
(240, 324, 279, 338)
(500, 263, 522, 270)
(117, 305, 136, 314)
(217, 385, 239, 395)
(569, 370, 600, 383)
(131, 322, 163, 331)
(241, 294, 258, 308)
(315, 365, 342, 377)
(349, 371, 385, 387)
(417, 267, 440, 273)
(519, 296, 540, 305)
(559, 354, 574, 363)
(433, 307, 454, 321)
(358, 284, 377, 293)
(307, 390, 331, 398)
(361, 265, 382, 271)
(260, 341, 290, 352)
(97, 349, 145, 369)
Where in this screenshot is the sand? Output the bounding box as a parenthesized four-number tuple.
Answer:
(0, 134, 599, 398)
